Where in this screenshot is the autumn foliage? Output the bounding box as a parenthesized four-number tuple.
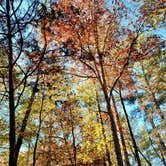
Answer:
(0, 0, 165, 166)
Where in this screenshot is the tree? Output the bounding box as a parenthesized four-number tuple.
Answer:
(43, 0, 161, 165)
(133, 50, 166, 165)
(0, 0, 49, 165)
(0, 0, 165, 165)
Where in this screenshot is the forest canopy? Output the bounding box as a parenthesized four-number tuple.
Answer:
(0, 0, 165, 165)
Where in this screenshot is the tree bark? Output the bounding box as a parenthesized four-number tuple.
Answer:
(6, 0, 16, 165)
(104, 90, 124, 166)
(97, 51, 124, 166)
(112, 94, 130, 166)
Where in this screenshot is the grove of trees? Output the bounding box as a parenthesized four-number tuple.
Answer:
(0, 0, 165, 165)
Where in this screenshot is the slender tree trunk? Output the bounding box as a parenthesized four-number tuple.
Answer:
(93, 37, 124, 165)
(6, 0, 16, 165)
(102, 156, 107, 166)
(33, 94, 44, 166)
(95, 90, 112, 166)
(138, 149, 152, 166)
(148, 137, 166, 165)
(14, 81, 38, 162)
(13, 19, 47, 163)
(119, 87, 142, 166)
(71, 123, 77, 166)
(112, 94, 130, 166)
(104, 91, 124, 166)
(69, 108, 77, 166)
(46, 113, 53, 166)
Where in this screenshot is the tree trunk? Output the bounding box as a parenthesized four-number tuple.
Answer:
(33, 94, 44, 166)
(104, 91, 124, 166)
(112, 94, 130, 166)
(138, 149, 152, 166)
(119, 87, 142, 166)
(46, 112, 53, 166)
(149, 137, 166, 165)
(69, 108, 77, 166)
(14, 84, 37, 163)
(6, 0, 16, 165)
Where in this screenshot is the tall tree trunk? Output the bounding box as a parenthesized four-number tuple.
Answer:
(97, 53, 124, 166)
(46, 113, 53, 166)
(6, 0, 16, 165)
(13, 19, 47, 164)
(104, 91, 124, 166)
(119, 87, 142, 166)
(14, 81, 38, 163)
(112, 94, 130, 166)
(33, 94, 44, 166)
(71, 123, 77, 166)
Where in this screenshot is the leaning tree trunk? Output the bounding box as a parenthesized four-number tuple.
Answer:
(112, 94, 130, 166)
(119, 86, 142, 166)
(97, 52, 124, 166)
